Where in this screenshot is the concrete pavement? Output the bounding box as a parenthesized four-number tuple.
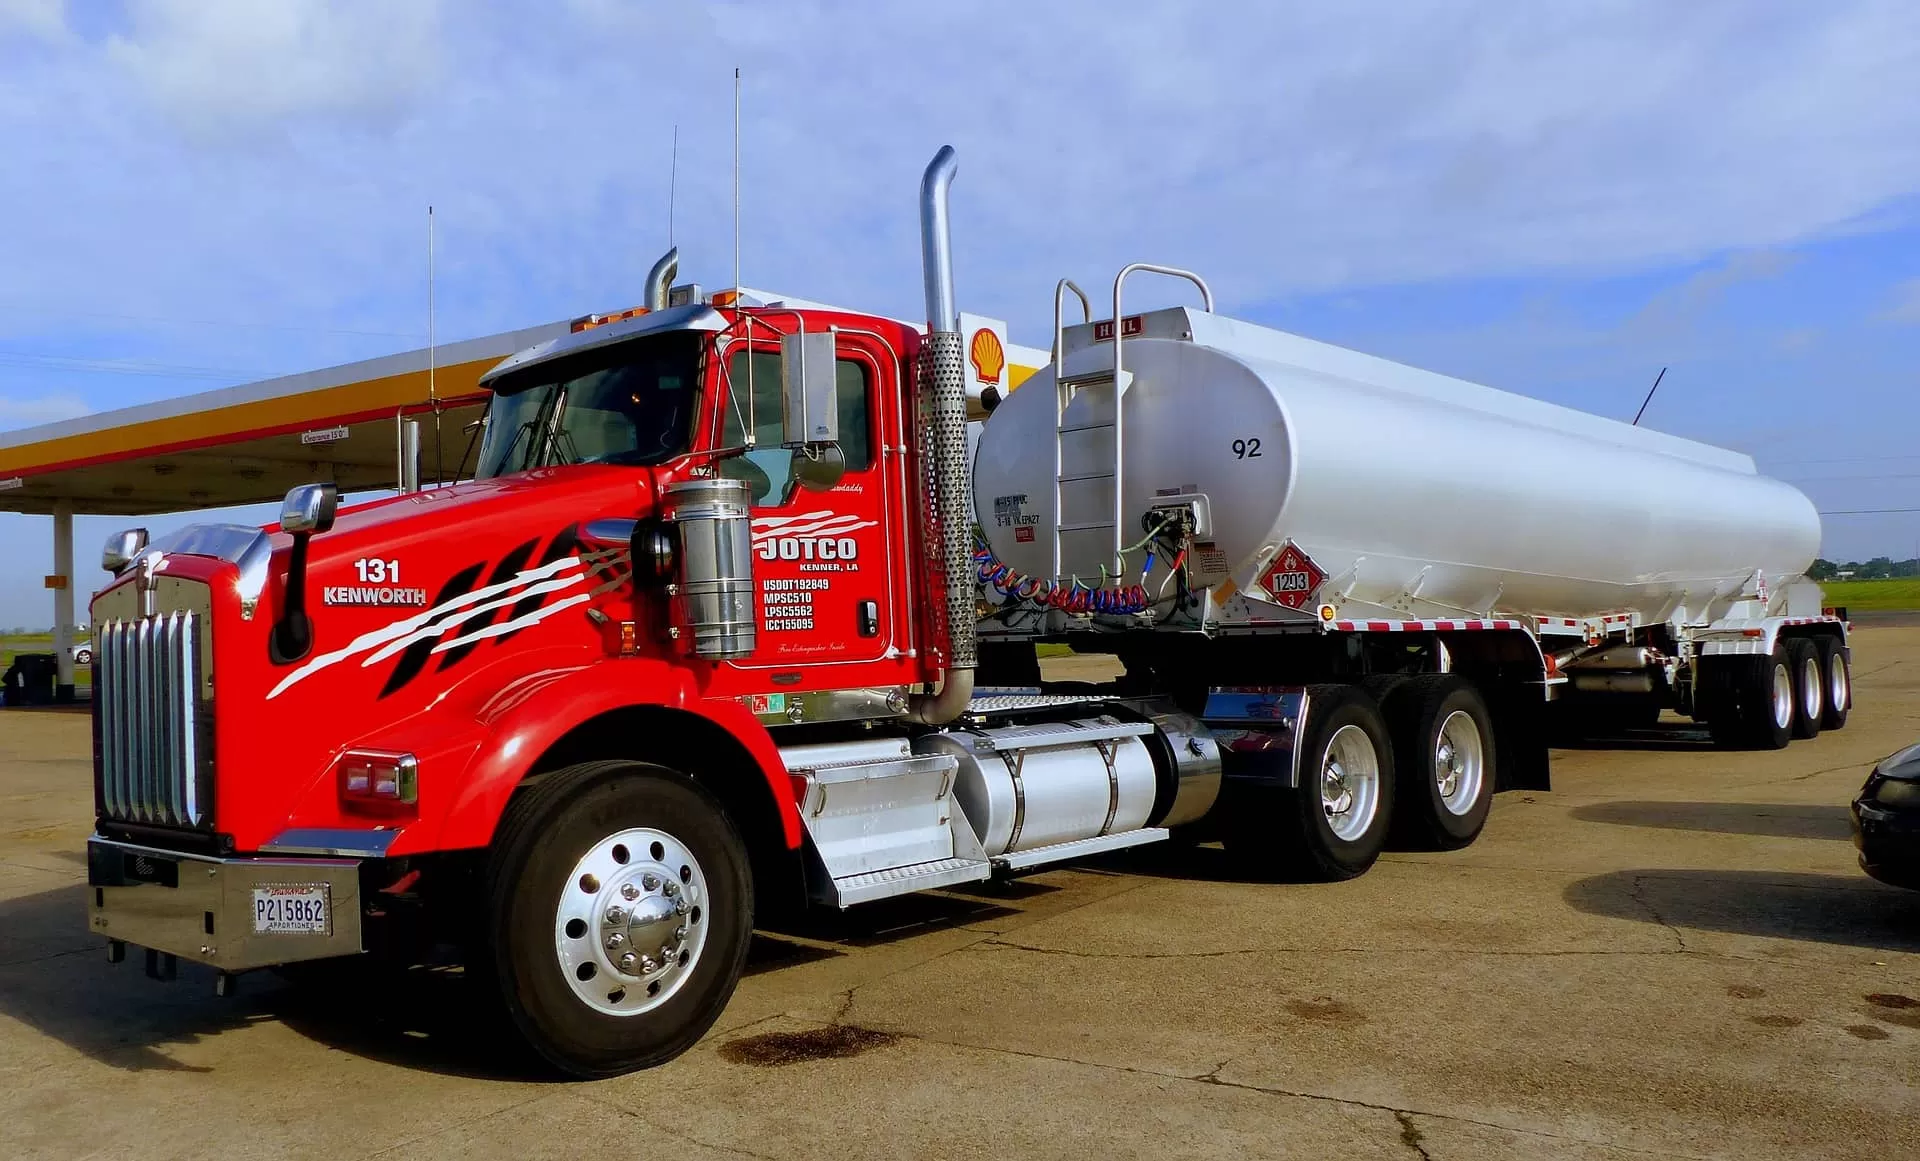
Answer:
(1, 632, 1916, 1159)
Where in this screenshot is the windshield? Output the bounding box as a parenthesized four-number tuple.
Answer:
(475, 331, 704, 479)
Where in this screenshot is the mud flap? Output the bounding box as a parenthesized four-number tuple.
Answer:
(1488, 683, 1552, 792)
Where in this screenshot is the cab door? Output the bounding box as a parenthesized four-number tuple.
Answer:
(709, 327, 906, 677)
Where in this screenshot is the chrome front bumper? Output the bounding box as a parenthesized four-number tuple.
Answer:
(86, 836, 364, 971)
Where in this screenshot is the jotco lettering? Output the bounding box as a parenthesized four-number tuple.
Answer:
(756, 536, 859, 562)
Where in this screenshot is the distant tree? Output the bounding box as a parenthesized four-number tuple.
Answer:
(1808, 558, 1839, 580)
(1862, 556, 1896, 580)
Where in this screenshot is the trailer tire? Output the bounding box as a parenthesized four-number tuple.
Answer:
(1224, 684, 1394, 881)
(1786, 638, 1823, 740)
(1816, 637, 1850, 731)
(1737, 644, 1794, 750)
(482, 761, 753, 1078)
(1380, 676, 1495, 850)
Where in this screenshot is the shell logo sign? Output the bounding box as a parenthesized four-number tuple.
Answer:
(969, 327, 1005, 386)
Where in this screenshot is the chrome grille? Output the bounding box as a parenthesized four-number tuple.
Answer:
(96, 611, 213, 830)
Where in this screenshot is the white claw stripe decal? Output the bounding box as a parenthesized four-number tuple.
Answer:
(267, 555, 589, 700)
(750, 510, 878, 542)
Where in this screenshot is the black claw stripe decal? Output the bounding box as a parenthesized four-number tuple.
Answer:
(436, 538, 540, 672)
(493, 526, 581, 648)
(265, 523, 636, 702)
(380, 562, 486, 698)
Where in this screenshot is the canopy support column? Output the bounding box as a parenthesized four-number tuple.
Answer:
(51, 504, 76, 702)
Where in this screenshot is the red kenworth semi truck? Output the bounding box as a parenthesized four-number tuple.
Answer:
(84, 147, 1846, 1076)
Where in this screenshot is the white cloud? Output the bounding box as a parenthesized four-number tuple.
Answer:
(0, 392, 89, 430)
(0, 0, 64, 41)
(106, 0, 443, 139)
(0, 1, 1917, 345)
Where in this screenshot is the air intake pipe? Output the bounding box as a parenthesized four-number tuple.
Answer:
(644, 247, 680, 312)
(909, 145, 975, 725)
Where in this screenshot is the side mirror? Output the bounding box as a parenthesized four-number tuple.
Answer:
(779, 330, 839, 448)
(270, 483, 338, 665)
(103, 528, 149, 574)
(790, 445, 847, 492)
(280, 483, 339, 535)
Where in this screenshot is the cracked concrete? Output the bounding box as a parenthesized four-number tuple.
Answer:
(1, 627, 1918, 1158)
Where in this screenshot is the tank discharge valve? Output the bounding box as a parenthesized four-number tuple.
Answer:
(663, 478, 756, 659)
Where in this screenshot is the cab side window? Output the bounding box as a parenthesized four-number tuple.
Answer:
(719, 350, 872, 507)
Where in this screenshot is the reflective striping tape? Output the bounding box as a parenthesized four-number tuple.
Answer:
(1329, 619, 1522, 633)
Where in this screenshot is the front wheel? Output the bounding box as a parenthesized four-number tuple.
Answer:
(484, 761, 753, 1078)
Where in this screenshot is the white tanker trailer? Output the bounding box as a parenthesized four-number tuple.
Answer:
(965, 267, 1849, 878)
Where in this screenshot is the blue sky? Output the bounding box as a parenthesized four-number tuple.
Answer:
(2, 0, 1919, 623)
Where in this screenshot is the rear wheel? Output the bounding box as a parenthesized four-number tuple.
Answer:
(1816, 636, 1850, 730)
(1381, 676, 1495, 850)
(483, 761, 752, 1078)
(1739, 644, 1794, 750)
(1224, 684, 1395, 881)
(1787, 638, 1822, 740)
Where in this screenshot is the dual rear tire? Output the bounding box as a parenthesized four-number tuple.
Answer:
(1702, 635, 1849, 749)
(1223, 676, 1495, 880)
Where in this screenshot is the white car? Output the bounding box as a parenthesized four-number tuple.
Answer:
(70, 641, 92, 667)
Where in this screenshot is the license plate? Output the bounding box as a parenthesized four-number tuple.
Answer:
(252, 885, 330, 935)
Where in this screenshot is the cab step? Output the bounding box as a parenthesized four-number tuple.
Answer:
(830, 857, 991, 906)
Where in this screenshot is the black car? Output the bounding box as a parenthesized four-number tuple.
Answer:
(1852, 743, 1920, 890)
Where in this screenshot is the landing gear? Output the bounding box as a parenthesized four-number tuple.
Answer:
(483, 761, 752, 1078)
(1224, 684, 1395, 881)
(1379, 676, 1495, 850)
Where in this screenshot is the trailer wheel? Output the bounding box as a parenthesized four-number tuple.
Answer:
(1736, 644, 1794, 750)
(1224, 684, 1394, 881)
(482, 761, 753, 1078)
(1816, 637, 1850, 731)
(1380, 676, 1494, 850)
(1786, 638, 1823, 740)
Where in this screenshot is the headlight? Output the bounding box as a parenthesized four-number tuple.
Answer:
(1875, 743, 1920, 781)
(1875, 779, 1920, 809)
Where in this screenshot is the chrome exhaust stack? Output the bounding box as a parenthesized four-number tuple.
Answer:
(909, 146, 975, 725)
(644, 247, 680, 312)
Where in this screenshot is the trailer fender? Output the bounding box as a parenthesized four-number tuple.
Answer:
(426, 660, 803, 855)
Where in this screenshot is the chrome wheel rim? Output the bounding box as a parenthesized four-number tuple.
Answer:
(554, 827, 709, 1017)
(1433, 709, 1485, 816)
(1829, 653, 1850, 714)
(1770, 662, 1792, 729)
(1319, 723, 1381, 842)
(1800, 656, 1823, 722)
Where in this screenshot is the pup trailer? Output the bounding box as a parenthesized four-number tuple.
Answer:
(83, 147, 1847, 1076)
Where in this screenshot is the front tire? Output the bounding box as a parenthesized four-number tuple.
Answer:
(1381, 676, 1495, 851)
(484, 761, 753, 1078)
(1224, 684, 1394, 881)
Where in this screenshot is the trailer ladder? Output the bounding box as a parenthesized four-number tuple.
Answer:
(1050, 265, 1214, 581)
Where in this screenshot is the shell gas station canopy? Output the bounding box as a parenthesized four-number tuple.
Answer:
(0, 323, 570, 518)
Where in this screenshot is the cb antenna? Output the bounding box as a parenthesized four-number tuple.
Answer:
(732, 68, 741, 295)
(1631, 365, 1666, 426)
(428, 203, 441, 485)
(668, 123, 678, 249)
